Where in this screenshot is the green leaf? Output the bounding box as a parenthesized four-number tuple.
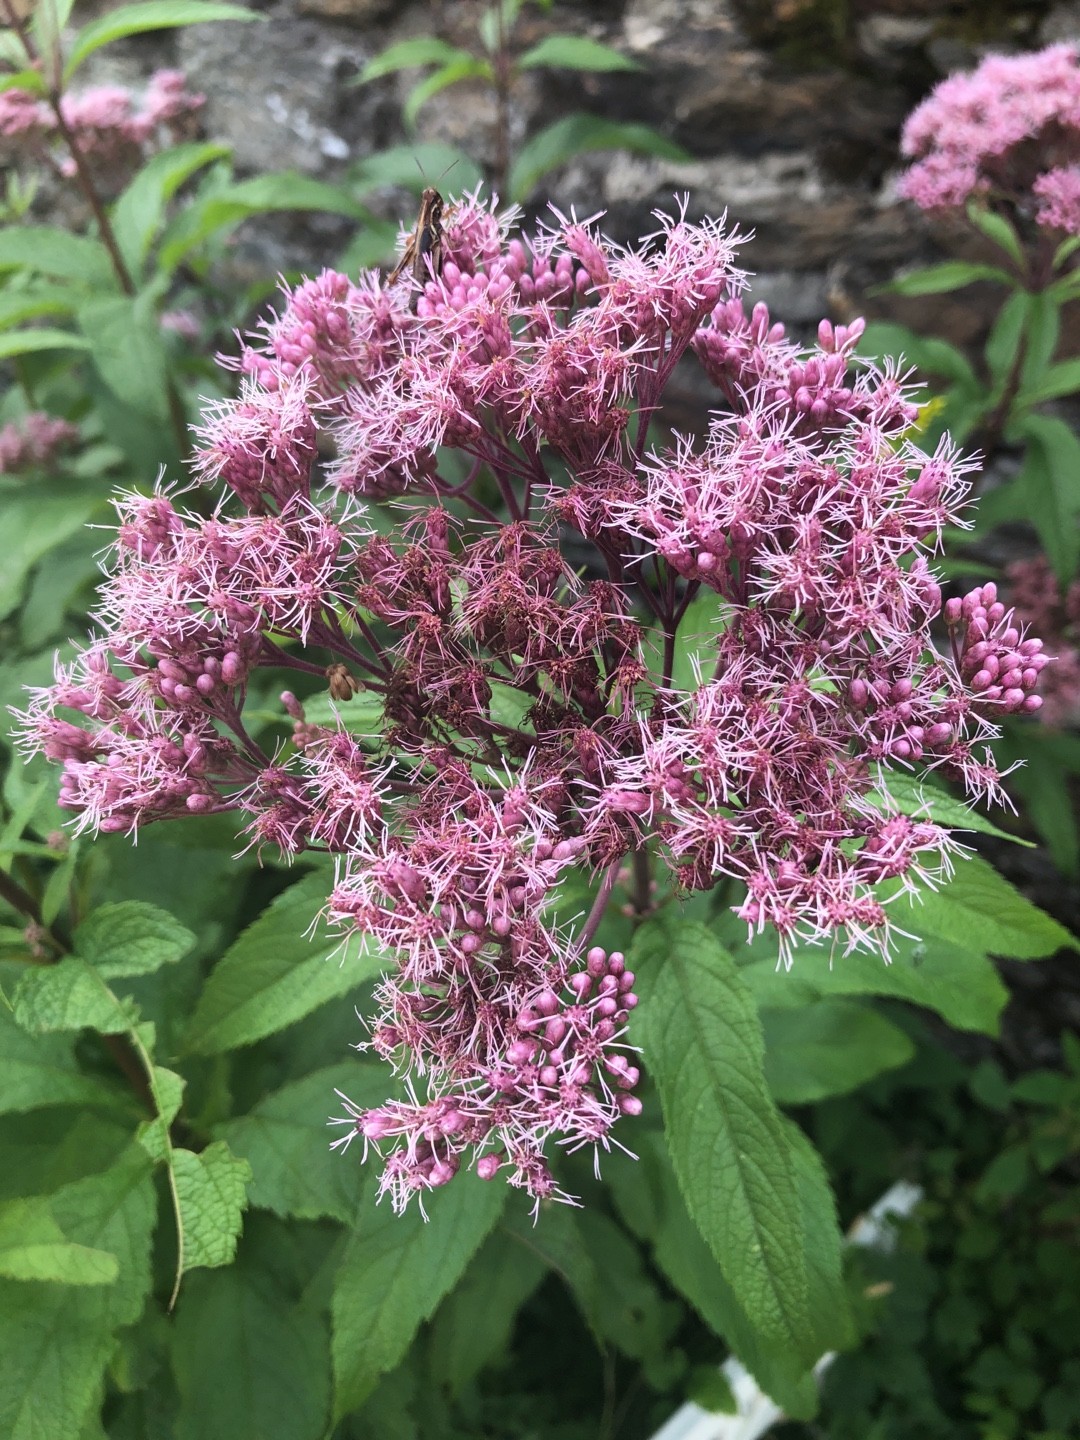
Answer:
(74, 901, 194, 978)
(0, 327, 91, 358)
(762, 999, 915, 1103)
(356, 37, 476, 83)
(508, 113, 689, 203)
(173, 1258, 331, 1440)
(170, 1142, 251, 1273)
(516, 35, 640, 72)
(739, 934, 1009, 1036)
(888, 854, 1076, 960)
(1011, 413, 1080, 584)
(1000, 727, 1080, 878)
(967, 203, 1025, 266)
(78, 293, 170, 421)
(13, 956, 136, 1036)
(0, 1003, 128, 1115)
(112, 141, 232, 276)
(986, 288, 1031, 383)
(65, 1, 259, 79)
(858, 320, 978, 387)
(0, 1197, 118, 1285)
(295, 690, 385, 737)
(0, 483, 104, 621)
(216, 1063, 383, 1222)
(158, 173, 366, 275)
(886, 261, 1013, 296)
(347, 142, 482, 199)
(331, 1173, 505, 1417)
(427, 1229, 547, 1398)
(403, 59, 494, 130)
(0, 1148, 155, 1440)
(182, 872, 385, 1055)
(0, 228, 115, 287)
(632, 914, 815, 1361)
(1020, 355, 1080, 405)
(608, 1131, 821, 1416)
(0, 285, 80, 330)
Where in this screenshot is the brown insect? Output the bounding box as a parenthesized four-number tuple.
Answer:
(387, 186, 445, 299)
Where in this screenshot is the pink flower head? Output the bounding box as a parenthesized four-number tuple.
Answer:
(898, 42, 1080, 233)
(18, 193, 1053, 1210)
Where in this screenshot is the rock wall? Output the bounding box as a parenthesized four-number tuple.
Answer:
(45, 0, 1080, 343)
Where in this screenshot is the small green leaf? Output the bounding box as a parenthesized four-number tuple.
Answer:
(65, 1, 259, 79)
(985, 288, 1031, 383)
(516, 35, 640, 72)
(0, 328, 91, 358)
(0, 1197, 118, 1285)
(762, 999, 915, 1103)
(348, 142, 482, 198)
(858, 321, 978, 387)
(331, 1174, 505, 1417)
(74, 901, 194, 978)
(170, 1142, 251, 1274)
(0, 228, 115, 286)
(403, 59, 494, 130)
(632, 914, 816, 1361)
(886, 261, 1013, 296)
(508, 114, 689, 203)
(1020, 355, 1080, 405)
(78, 293, 171, 421)
(0, 484, 104, 622)
(1019, 288, 1060, 388)
(967, 202, 1025, 265)
(183, 872, 385, 1055)
(112, 141, 232, 276)
(356, 37, 475, 83)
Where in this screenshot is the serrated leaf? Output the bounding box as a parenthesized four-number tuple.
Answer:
(65, 1, 258, 79)
(216, 1063, 384, 1222)
(762, 999, 915, 1103)
(0, 228, 115, 286)
(508, 113, 689, 203)
(886, 261, 1012, 296)
(517, 34, 640, 72)
(74, 901, 194, 978)
(171, 1141, 251, 1273)
(13, 956, 136, 1036)
(887, 854, 1076, 959)
(356, 37, 475, 83)
(632, 915, 815, 1361)
(297, 690, 385, 737)
(331, 1173, 505, 1417)
(173, 1259, 331, 1440)
(0, 1197, 118, 1285)
(182, 872, 385, 1056)
(870, 769, 1029, 846)
(0, 1148, 155, 1440)
(113, 141, 231, 276)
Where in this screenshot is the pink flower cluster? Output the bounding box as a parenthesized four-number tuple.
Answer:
(898, 42, 1080, 234)
(18, 195, 1050, 1210)
(0, 411, 78, 473)
(0, 70, 203, 189)
(1006, 555, 1080, 727)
